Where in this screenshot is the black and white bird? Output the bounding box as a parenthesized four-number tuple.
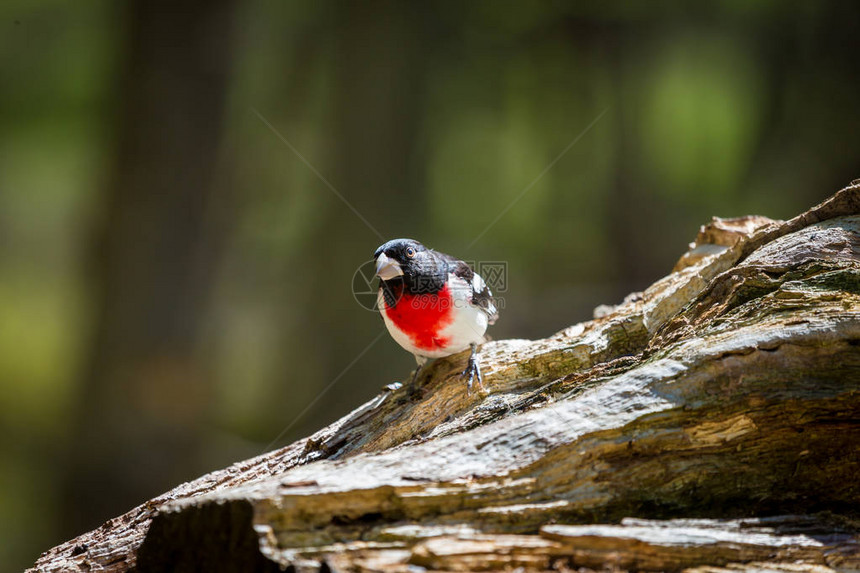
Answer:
(373, 238, 498, 391)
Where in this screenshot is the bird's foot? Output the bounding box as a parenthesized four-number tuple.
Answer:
(408, 356, 430, 387)
(409, 367, 422, 386)
(462, 343, 484, 394)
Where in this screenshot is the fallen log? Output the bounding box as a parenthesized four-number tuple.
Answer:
(33, 184, 860, 572)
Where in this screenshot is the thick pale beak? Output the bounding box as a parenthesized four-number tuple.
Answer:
(375, 253, 404, 280)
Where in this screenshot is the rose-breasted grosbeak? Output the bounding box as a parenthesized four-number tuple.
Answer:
(373, 238, 498, 391)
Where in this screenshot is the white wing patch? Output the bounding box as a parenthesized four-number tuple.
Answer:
(472, 273, 486, 293)
(471, 272, 498, 324)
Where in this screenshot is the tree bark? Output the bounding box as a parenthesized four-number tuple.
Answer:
(33, 184, 860, 572)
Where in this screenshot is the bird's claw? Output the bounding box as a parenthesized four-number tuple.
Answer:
(462, 356, 484, 394)
(410, 365, 427, 386)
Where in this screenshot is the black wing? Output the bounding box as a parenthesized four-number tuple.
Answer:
(434, 250, 499, 324)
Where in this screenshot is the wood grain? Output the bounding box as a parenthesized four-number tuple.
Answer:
(32, 184, 860, 572)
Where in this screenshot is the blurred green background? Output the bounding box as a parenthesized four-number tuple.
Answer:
(2, 0, 860, 569)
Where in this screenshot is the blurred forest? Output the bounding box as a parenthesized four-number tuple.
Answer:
(2, 1, 860, 570)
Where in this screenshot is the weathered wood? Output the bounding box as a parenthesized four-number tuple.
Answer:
(32, 184, 860, 572)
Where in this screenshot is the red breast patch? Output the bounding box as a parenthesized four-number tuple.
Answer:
(384, 284, 454, 351)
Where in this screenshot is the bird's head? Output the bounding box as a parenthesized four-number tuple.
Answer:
(373, 238, 446, 292)
(373, 238, 427, 280)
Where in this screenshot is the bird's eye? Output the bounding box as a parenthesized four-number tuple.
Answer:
(405, 247, 416, 258)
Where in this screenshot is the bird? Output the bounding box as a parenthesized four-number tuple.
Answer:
(373, 238, 498, 391)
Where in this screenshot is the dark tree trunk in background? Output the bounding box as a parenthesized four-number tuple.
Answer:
(272, 0, 430, 442)
(61, 0, 238, 539)
(321, 0, 430, 377)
